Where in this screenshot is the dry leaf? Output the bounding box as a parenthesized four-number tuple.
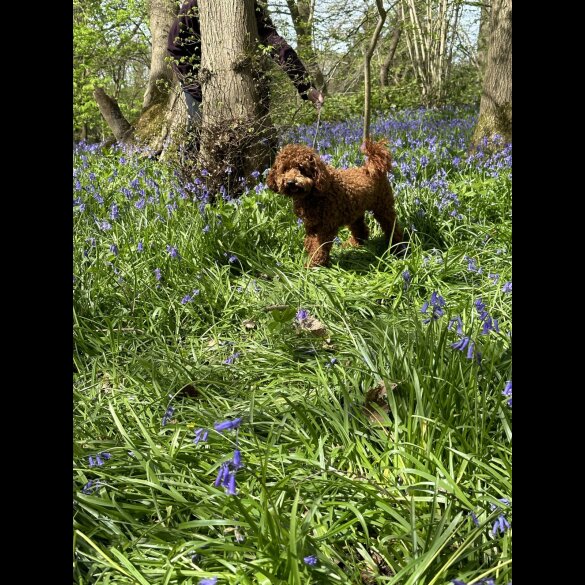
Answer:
(296, 315, 328, 337)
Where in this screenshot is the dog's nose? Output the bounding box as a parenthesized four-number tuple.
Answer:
(286, 180, 296, 187)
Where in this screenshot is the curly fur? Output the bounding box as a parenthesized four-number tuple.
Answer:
(267, 139, 404, 267)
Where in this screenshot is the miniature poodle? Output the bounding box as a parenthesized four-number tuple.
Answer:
(267, 139, 403, 267)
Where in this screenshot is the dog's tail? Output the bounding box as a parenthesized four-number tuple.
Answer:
(361, 139, 392, 176)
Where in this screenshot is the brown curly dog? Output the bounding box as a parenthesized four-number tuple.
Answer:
(267, 139, 403, 267)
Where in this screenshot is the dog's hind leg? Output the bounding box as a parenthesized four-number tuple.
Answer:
(346, 215, 369, 247)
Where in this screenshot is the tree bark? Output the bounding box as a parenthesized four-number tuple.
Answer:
(472, 0, 512, 146)
(142, 0, 176, 111)
(363, 0, 387, 142)
(380, 23, 402, 87)
(198, 0, 272, 190)
(93, 87, 134, 143)
(476, 2, 491, 75)
(286, 0, 326, 93)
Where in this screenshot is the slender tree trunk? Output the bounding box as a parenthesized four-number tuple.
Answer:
(363, 0, 387, 142)
(286, 0, 326, 93)
(93, 87, 134, 142)
(472, 0, 512, 146)
(198, 0, 272, 192)
(380, 23, 402, 87)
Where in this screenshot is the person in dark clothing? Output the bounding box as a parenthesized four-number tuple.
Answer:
(167, 0, 324, 126)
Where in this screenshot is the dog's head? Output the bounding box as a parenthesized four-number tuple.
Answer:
(267, 144, 331, 197)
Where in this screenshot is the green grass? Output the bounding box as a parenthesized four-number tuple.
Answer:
(73, 118, 511, 584)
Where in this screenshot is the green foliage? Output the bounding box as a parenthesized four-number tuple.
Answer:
(74, 107, 511, 584)
(73, 0, 150, 141)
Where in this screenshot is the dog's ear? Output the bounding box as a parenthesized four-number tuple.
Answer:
(266, 166, 278, 192)
(310, 156, 331, 193)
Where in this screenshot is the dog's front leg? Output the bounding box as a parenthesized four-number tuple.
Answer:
(304, 230, 336, 267)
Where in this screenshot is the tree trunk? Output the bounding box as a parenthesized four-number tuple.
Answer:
(142, 0, 176, 111)
(363, 0, 387, 142)
(472, 0, 512, 146)
(380, 23, 402, 87)
(286, 0, 326, 93)
(476, 2, 490, 75)
(198, 0, 272, 192)
(94, 0, 185, 154)
(93, 87, 134, 143)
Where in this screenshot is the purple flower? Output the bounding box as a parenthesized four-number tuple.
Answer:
(326, 357, 338, 367)
(502, 281, 512, 293)
(296, 309, 309, 322)
(232, 449, 242, 468)
(452, 581, 467, 585)
(502, 380, 512, 407)
(110, 204, 119, 220)
(489, 273, 500, 284)
(215, 462, 230, 487)
(227, 472, 237, 495)
(98, 220, 112, 231)
(154, 268, 162, 281)
(194, 428, 209, 445)
(492, 514, 511, 535)
(198, 578, 218, 585)
(451, 336, 470, 351)
(470, 511, 479, 526)
(109, 244, 118, 256)
(137, 242, 144, 252)
(181, 294, 193, 304)
(251, 170, 260, 179)
(203, 225, 210, 233)
(166, 245, 180, 258)
(162, 405, 175, 426)
(82, 479, 101, 495)
(448, 316, 463, 335)
(135, 198, 146, 209)
(227, 254, 238, 264)
(214, 417, 243, 432)
(303, 555, 318, 566)
(421, 292, 445, 323)
(88, 456, 96, 467)
(223, 352, 241, 365)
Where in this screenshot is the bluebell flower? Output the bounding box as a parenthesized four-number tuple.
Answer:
(470, 511, 479, 526)
(227, 472, 237, 495)
(110, 204, 119, 221)
(214, 462, 230, 487)
(402, 270, 411, 288)
(98, 220, 112, 231)
(194, 428, 209, 445)
(448, 316, 463, 335)
(251, 170, 260, 179)
(232, 449, 242, 468)
(326, 357, 338, 368)
(502, 380, 512, 407)
(162, 405, 175, 426)
(109, 244, 118, 256)
(214, 418, 243, 432)
(492, 514, 511, 535)
(451, 336, 470, 351)
(502, 281, 512, 293)
(166, 245, 180, 258)
(421, 292, 445, 323)
(489, 273, 500, 284)
(198, 578, 217, 585)
(303, 555, 318, 566)
(154, 268, 162, 281)
(451, 580, 467, 585)
(223, 352, 241, 365)
(82, 479, 101, 495)
(228, 255, 238, 264)
(137, 242, 143, 252)
(181, 294, 193, 304)
(203, 225, 210, 233)
(135, 198, 146, 209)
(296, 309, 309, 321)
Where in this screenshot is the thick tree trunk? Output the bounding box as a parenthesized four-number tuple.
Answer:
(198, 0, 272, 191)
(93, 87, 134, 143)
(380, 24, 402, 87)
(472, 0, 512, 146)
(476, 3, 490, 75)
